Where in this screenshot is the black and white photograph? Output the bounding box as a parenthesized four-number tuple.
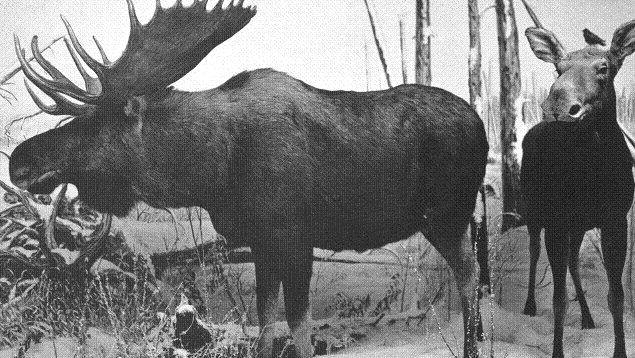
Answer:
(1, 0, 635, 357)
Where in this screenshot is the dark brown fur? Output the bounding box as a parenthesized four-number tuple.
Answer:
(11, 68, 488, 357)
(523, 23, 635, 358)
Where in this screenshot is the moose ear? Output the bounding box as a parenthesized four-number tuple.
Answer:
(610, 19, 635, 64)
(124, 96, 146, 134)
(583, 29, 606, 46)
(525, 27, 567, 63)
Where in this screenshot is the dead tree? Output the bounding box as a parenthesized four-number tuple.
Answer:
(468, 0, 483, 118)
(363, 0, 392, 88)
(415, 0, 432, 85)
(495, 0, 523, 232)
(399, 19, 408, 84)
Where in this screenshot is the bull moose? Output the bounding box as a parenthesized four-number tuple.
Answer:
(520, 7, 635, 358)
(10, 0, 489, 357)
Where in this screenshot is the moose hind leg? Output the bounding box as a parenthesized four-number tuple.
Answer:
(281, 246, 314, 358)
(425, 217, 480, 358)
(523, 222, 541, 316)
(568, 229, 594, 329)
(601, 219, 627, 358)
(254, 250, 282, 358)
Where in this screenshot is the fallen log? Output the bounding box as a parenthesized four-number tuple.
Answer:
(150, 240, 417, 280)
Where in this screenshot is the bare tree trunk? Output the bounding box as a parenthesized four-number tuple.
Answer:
(468, 0, 483, 118)
(415, 0, 432, 85)
(495, 0, 523, 232)
(365, 41, 370, 91)
(363, 0, 392, 88)
(400, 19, 408, 84)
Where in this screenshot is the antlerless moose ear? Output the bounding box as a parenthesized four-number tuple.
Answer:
(610, 19, 635, 67)
(525, 27, 567, 63)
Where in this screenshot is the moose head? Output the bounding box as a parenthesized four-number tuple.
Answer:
(525, 20, 635, 122)
(10, 0, 256, 216)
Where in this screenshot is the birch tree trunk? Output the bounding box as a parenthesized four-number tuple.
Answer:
(415, 0, 432, 85)
(495, 0, 523, 232)
(400, 19, 408, 84)
(468, 0, 483, 119)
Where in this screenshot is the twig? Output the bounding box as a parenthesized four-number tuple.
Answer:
(362, 0, 392, 88)
(0, 36, 64, 85)
(0, 86, 17, 104)
(5, 110, 44, 137)
(519, 0, 543, 29)
(480, 5, 496, 18)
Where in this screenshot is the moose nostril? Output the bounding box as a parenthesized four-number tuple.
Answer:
(569, 104, 582, 116)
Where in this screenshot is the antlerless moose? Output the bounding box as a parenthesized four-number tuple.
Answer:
(520, 7, 635, 358)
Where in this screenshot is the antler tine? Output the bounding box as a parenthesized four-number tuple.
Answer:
(124, 0, 142, 34)
(31, 36, 72, 84)
(23, 80, 57, 114)
(24, 80, 90, 116)
(92, 37, 112, 66)
(60, 16, 106, 80)
(27, 36, 94, 115)
(64, 38, 103, 95)
(211, 0, 224, 12)
(15, 35, 97, 106)
(91, 0, 256, 99)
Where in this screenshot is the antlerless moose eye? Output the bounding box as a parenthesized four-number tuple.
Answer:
(597, 66, 609, 76)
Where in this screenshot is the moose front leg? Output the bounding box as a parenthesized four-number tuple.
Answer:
(544, 226, 569, 358)
(568, 229, 594, 329)
(601, 219, 628, 358)
(523, 222, 541, 316)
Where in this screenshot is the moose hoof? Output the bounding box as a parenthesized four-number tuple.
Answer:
(581, 317, 595, 330)
(522, 302, 537, 317)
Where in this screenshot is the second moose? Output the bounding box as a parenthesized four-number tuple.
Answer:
(521, 13, 635, 358)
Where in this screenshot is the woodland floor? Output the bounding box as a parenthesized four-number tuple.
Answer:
(2, 163, 635, 358)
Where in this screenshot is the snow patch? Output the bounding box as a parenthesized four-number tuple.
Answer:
(176, 303, 196, 315)
(51, 248, 79, 265)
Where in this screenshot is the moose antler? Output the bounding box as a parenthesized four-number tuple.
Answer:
(15, 0, 256, 116)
